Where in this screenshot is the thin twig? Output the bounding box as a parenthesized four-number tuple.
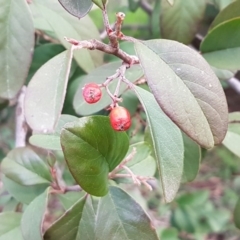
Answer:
(65, 37, 139, 65)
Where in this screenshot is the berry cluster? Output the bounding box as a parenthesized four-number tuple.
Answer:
(82, 83, 131, 131)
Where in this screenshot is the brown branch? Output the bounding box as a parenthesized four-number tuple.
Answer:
(65, 37, 139, 65)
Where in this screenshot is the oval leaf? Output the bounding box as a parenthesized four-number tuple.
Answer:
(222, 131, 240, 158)
(135, 86, 184, 202)
(135, 39, 228, 149)
(2, 176, 48, 205)
(210, 0, 240, 29)
(201, 18, 240, 71)
(36, 3, 96, 72)
(21, 188, 50, 240)
(0, 212, 23, 240)
(44, 196, 86, 240)
(58, 0, 93, 18)
(25, 50, 73, 132)
(0, 0, 34, 99)
(45, 187, 158, 240)
(1, 147, 51, 186)
(73, 62, 143, 115)
(161, 0, 206, 44)
(29, 115, 78, 150)
(60, 116, 129, 196)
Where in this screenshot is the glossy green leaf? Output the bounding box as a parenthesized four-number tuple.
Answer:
(116, 142, 156, 183)
(74, 62, 143, 115)
(29, 115, 78, 150)
(44, 196, 87, 240)
(92, 0, 105, 9)
(37, 3, 95, 72)
(0, 212, 23, 240)
(210, 0, 240, 29)
(201, 18, 240, 71)
(0, 0, 34, 99)
(45, 187, 158, 240)
(161, 0, 206, 44)
(61, 116, 129, 196)
(134, 86, 184, 202)
(2, 176, 48, 205)
(182, 133, 201, 183)
(94, 187, 158, 239)
(21, 188, 50, 240)
(58, 0, 93, 18)
(25, 50, 73, 132)
(234, 197, 240, 229)
(1, 147, 51, 186)
(135, 40, 228, 149)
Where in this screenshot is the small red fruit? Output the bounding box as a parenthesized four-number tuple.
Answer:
(109, 106, 131, 131)
(82, 83, 102, 104)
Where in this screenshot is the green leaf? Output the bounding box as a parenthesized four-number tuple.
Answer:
(116, 142, 156, 183)
(135, 39, 228, 149)
(151, 0, 161, 38)
(234, 197, 240, 229)
(211, 66, 236, 81)
(58, 191, 86, 210)
(134, 86, 184, 202)
(58, 0, 93, 18)
(0, 0, 34, 99)
(44, 196, 87, 240)
(201, 18, 240, 71)
(2, 176, 48, 205)
(94, 187, 158, 239)
(25, 50, 73, 132)
(128, 0, 140, 12)
(0, 212, 23, 240)
(92, 0, 106, 9)
(1, 147, 51, 186)
(29, 114, 78, 150)
(181, 133, 201, 183)
(213, 0, 236, 11)
(60, 116, 129, 196)
(36, 3, 95, 72)
(160, 228, 179, 240)
(21, 188, 50, 240)
(161, 0, 206, 44)
(31, 0, 103, 68)
(222, 131, 240, 158)
(210, 0, 240, 29)
(27, 44, 65, 83)
(45, 187, 158, 240)
(73, 62, 143, 115)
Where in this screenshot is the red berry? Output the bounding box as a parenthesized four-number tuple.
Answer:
(82, 83, 102, 104)
(109, 106, 131, 131)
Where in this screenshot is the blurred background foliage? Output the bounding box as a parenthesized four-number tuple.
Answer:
(1, 0, 240, 239)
